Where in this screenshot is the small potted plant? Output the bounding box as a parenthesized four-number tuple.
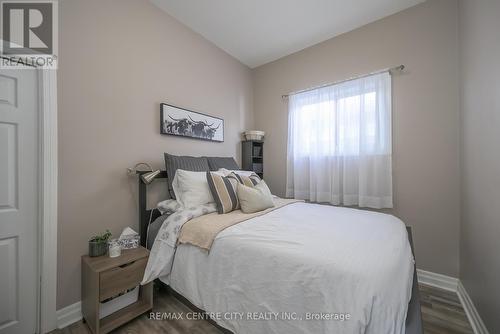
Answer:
(88, 230, 112, 257)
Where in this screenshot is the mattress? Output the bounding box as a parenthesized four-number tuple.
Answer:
(159, 202, 414, 334)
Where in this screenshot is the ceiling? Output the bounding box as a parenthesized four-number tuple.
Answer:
(150, 0, 425, 68)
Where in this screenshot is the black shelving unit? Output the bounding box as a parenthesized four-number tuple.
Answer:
(242, 140, 263, 179)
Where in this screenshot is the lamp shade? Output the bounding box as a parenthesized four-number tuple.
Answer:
(140, 169, 160, 184)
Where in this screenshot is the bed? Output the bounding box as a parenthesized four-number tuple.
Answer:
(137, 170, 423, 334)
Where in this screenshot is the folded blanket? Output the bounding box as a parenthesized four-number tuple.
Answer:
(178, 198, 302, 250)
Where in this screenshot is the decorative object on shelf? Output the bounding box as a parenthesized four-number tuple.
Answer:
(242, 140, 264, 179)
(243, 130, 265, 141)
(127, 162, 160, 184)
(108, 239, 121, 258)
(160, 103, 224, 142)
(118, 227, 140, 249)
(88, 230, 112, 257)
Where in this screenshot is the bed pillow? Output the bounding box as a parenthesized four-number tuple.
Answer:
(206, 157, 240, 171)
(227, 171, 261, 187)
(172, 170, 214, 208)
(237, 180, 274, 213)
(164, 153, 210, 198)
(206, 172, 240, 214)
(218, 168, 257, 177)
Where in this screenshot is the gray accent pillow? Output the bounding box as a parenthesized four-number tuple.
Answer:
(206, 171, 239, 214)
(206, 157, 240, 171)
(164, 153, 210, 198)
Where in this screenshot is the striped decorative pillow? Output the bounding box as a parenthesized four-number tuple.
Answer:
(228, 172, 261, 187)
(206, 172, 240, 214)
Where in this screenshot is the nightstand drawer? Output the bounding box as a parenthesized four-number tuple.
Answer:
(99, 257, 147, 301)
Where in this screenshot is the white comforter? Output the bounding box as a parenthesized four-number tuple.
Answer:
(153, 202, 414, 334)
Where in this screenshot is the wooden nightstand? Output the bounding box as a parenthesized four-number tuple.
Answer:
(81, 247, 153, 334)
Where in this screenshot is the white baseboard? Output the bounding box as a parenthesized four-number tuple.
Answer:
(416, 269, 489, 334)
(457, 281, 490, 334)
(56, 301, 82, 329)
(417, 269, 459, 291)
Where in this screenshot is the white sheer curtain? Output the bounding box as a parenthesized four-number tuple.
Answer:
(286, 72, 392, 209)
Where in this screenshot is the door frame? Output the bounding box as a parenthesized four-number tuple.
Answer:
(38, 69, 58, 333)
(0, 60, 58, 333)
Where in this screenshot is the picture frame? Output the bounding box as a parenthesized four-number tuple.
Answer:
(160, 103, 224, 142)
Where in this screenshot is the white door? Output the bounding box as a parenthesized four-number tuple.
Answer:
(0, 69, 39, 334)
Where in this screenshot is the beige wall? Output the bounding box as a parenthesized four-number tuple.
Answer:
(253, 0, 460, 277)
(57, 0, 253, 309)
(58, 0, 470, 312)
(459, 0, 500, 332)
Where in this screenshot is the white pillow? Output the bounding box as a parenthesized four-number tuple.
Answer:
(237, 180, 275, 213)
(218, 168, 258, 177)
(172, 170, 214, 208)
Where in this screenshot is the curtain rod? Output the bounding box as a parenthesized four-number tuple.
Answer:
(281, 65, 405, 100)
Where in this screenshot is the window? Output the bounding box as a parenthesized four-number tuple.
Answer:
(286, 72, 392, 209)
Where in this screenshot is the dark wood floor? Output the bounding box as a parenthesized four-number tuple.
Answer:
(420, 284, 473, 334)
(52, 283, 473, 334)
